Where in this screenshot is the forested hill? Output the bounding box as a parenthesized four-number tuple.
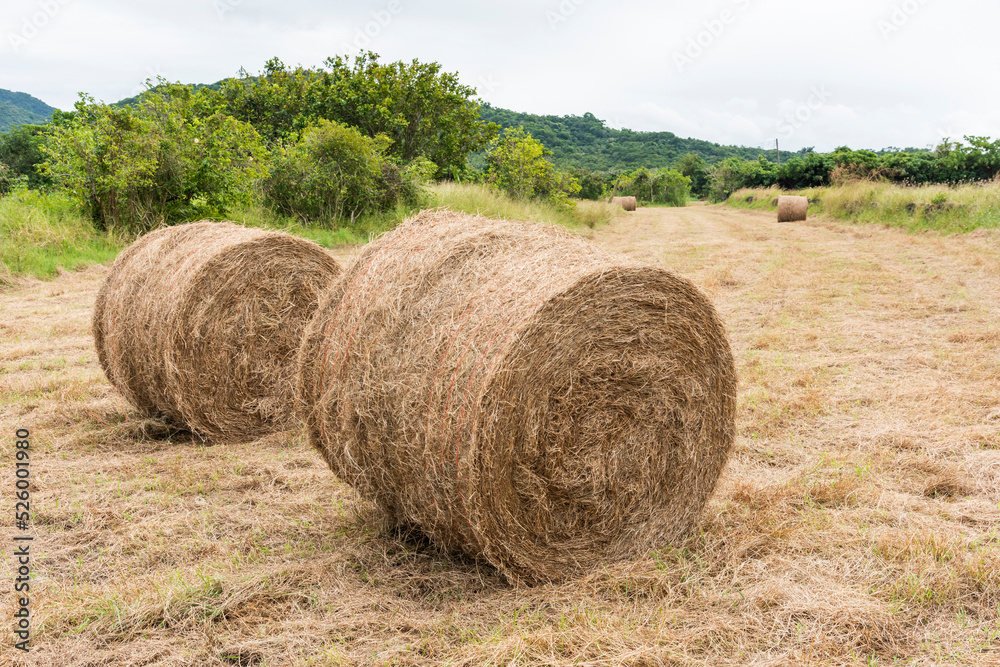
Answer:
(0, 89, 56, 132)
(478, 104, 806, 172)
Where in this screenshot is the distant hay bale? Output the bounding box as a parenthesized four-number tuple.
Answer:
(777, 195, 808, 222)
(611, 196, 637, 211)
(93, 221, 341, 440)
(296, 210, 736, 584)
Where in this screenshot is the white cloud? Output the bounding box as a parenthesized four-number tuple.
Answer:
(2, 0, 999, 152)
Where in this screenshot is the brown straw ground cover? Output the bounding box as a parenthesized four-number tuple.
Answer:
(1, 205, 998, 665)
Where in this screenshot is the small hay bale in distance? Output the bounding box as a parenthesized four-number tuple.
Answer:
(611, 195, 637, 211)
(93, 221, 341, 440)
(296, 210, 737, 584)
(777, 195, 809, 222)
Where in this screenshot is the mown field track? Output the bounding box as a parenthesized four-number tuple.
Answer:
(1, 205, 998, 666)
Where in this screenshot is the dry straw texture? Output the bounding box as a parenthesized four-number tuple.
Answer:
(777, 195, 809, 222)
(611, 196, 638, 211)
(93, 221, 341, 440)
(297, 210, 737, 584)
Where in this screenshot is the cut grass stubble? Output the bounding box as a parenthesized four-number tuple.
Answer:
(2, 204, 999, 665)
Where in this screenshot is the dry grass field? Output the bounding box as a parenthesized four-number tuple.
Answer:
(2, 205, 999, 666)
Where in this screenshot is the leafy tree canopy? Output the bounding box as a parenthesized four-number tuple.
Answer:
(216, 53, 498, 178)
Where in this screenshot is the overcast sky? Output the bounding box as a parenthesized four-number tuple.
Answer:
(3, 0, 998, 152)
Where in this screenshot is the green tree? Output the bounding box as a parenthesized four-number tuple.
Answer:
(43, 87, 269, 232)
(215, 58, 321, 143)
(676, 153, 709, 198)
(962, 135, 1000, 181)
(707, 158, 750, 202)
(651, 169, 691, 207)
(219, 53, 498, 178)
(0, 124, 52, 189)
(571, 168, 608, 200)
(485, 127, 580, 209)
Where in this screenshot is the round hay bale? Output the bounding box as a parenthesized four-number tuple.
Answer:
(611, 196, 637, 211)
(93, 221, 341, 440)
(297, 210, 736, 584)
(777, 195, 808, 222)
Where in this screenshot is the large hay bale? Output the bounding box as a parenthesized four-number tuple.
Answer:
(777, 195, 808, 222)
(611, 195, 637, 211)
(93, 221, 341, 440)
(297, 210, 736, 583)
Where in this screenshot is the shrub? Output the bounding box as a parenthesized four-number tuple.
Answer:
(402, 156, 439, 187)
(263, 119, 419, 225)
(0, 162, 11, 197)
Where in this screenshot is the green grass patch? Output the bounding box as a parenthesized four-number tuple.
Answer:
(0, 189, 123, 284)
(1, 182, 625, 284)
(428, 182, 624, 230)
(727, 181, 1000, 233)
(225, 202, 416, 248)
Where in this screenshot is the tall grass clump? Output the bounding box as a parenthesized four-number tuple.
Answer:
(0, 189, 122, 284)
(727, 179, 1000, 233)
(226, 200, 417, 248)
(430, 182, 623, 229)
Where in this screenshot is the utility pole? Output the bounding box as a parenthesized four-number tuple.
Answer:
(775, 139, 781, 166)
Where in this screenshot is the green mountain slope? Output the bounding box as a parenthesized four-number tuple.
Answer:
(0, 90, 55, 132)
(478, 104, 806, 172)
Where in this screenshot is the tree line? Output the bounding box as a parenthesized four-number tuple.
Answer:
(0, 54, 613, 232)
(701, 141, 1000, 201)
(3, 55, 997, 229)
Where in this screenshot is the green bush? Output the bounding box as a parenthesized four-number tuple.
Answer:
(402, 156, 439, 187)
(263, 119, 420, 225)
(42, 87, 269, 232)
(0, 162, 11, 197)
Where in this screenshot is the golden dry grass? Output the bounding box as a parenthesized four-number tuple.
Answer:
(1, 206, 999, 665)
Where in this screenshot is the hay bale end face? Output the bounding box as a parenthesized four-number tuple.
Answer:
(297, 210, 737, 584)
(93, 221, 341, 440)
(777, 195, 809, 222)
(611, 196, 637, 211)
